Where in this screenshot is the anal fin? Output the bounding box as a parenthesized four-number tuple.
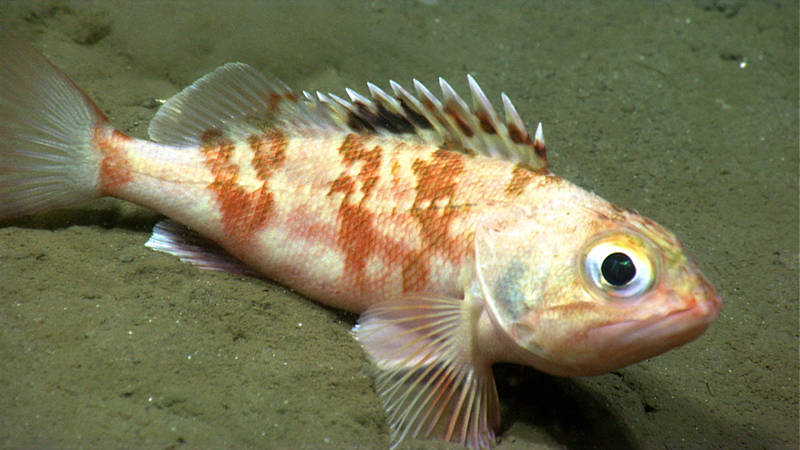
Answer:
(145, 219, 259, 277)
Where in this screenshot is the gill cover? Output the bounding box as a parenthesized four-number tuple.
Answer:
(473, 205, 547, 352)
(473, 205, 662, 362)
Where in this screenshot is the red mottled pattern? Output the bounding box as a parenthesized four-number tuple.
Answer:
(200, 128, 287, 247)
(266, 90, 299, 112)
(317, 134, 481, 299)
(504, 164, 536, 197)
(95, 127, 133, 194)
(249, 130, 288, 180)
(329, 134, 401, 291)
(103, 126, 541, 312)
(403, 149, 467, 292)
(504, 165, 561, 197)
(300, 133, 529, 307)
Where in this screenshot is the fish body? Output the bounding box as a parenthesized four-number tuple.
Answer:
(0, 34, 721, 449)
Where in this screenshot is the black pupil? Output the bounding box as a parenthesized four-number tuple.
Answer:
(601, 252, 636, 286)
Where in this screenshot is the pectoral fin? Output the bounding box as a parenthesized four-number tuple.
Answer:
(353, 294, 499, 449)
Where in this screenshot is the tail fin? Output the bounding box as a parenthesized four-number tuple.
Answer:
(0, 33, 108, 219)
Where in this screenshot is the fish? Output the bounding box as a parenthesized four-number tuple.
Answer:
(0, 33, 722, 449)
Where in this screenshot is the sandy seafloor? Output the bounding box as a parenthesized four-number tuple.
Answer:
(0, 1, 797, 449)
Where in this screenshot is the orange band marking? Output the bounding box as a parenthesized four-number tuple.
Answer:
(95, 128, 133, 195)
(200, 129, 286, 246)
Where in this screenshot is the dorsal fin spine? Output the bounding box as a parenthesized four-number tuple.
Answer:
(148, 61, 546, 169)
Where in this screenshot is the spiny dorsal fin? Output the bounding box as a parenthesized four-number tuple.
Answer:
(148, 63, 546, 170)
(308, 75, 546, 170)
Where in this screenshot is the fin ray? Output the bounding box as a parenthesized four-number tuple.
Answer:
(317, 75, 547, 169)
(154, 61, 547, 169)
(354, 295, 499, 449)
(148, 63, 329, 146)
(145, 219, 259, 276)
(0, 33, 106, 219)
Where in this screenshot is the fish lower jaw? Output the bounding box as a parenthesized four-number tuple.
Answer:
(577, 304, 715, 374)
(501, 302, 717, 377)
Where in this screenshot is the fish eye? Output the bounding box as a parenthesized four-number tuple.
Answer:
(601, 252, 636, 286)
(582, 234, 656, 299)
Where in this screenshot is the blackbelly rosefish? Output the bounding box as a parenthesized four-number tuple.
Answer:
(0, 34, 721, 449)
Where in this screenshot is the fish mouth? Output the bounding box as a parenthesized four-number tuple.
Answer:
(584, 292, 723, 372)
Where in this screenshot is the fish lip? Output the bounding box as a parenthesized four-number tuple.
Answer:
(591, 280, 724, 343)
(585, 293, 722, 367)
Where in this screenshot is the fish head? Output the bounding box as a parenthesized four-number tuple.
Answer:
(474, 190, 722, 376)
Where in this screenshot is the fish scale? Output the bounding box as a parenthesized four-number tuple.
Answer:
(100, 125, 535, 311)
(0, 33, 721, 449)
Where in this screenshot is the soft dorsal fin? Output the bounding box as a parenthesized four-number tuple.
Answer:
(149, 63, 546, 169)
(148, 63, 330, 146)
